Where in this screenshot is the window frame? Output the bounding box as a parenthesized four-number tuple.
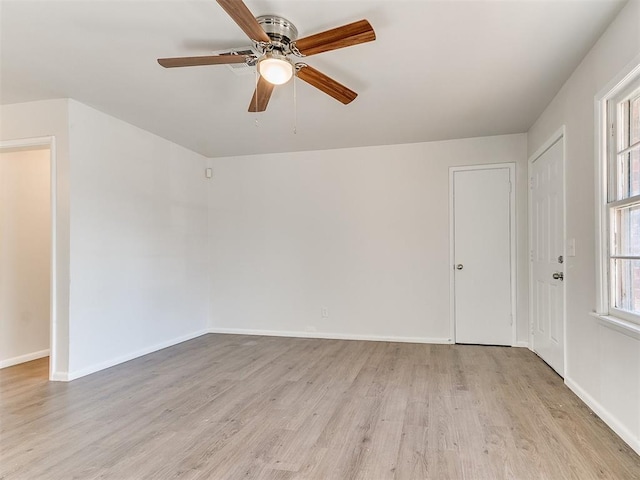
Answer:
(607, 82, 640, 324)
(595, 59, 640, 333)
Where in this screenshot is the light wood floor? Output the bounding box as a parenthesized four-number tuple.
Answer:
(1, 335, 639, 479)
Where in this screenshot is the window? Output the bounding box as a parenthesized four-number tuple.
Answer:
(606, 75, 640, 324)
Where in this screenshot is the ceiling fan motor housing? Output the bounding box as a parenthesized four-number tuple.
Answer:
(256, 15, 298, 52)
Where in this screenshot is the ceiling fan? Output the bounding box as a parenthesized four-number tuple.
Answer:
(157, 0, 376, 112)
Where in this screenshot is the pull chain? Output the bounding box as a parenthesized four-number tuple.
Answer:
(293, 72, 297, 134)
(254, 68, 259, 128)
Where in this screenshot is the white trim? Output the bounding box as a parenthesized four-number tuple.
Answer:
(607, 193, 640, 208)
(0, 137, 58, 381)
(65, 329, 209, 381)
(515, 341, 529, 348)
(609, 306, 640, 326)
(509, 164, 517, 347)
(561, 129, 568, 378)
(528, 126, 567, 377)
(528, 126, 566, 164)
(208, 327, 452, 345)
(49, 140, 58, 381)
(448, 167, 456, 344)
(565, 376, 640, 456)
(595, 53, 640, 104)
(589, 311, 640, 340)
(449, 163, 517, 346)
(0, 136, 53, 150)
(206, 160, 215, 334)
(616, 141, 640, 157)
(595, 94, 610, 316)
(0, 349, 50, 369)
(50, 371, 70, 382)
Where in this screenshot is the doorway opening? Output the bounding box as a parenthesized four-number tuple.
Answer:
(0, 137, 57, 380)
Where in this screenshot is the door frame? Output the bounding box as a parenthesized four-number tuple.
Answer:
(0, 136, 57, 380)
(528, 126, 567, 375)
(449, 163, 517, 345)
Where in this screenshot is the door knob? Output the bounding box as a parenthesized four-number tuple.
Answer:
(456, 264, 464, 270)
(552, 272, 564, 281)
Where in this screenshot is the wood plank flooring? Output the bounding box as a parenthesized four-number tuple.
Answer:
(1, 334, 638, 479)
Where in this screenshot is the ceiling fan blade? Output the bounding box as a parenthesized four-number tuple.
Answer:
(296, 65, 357, 105)
(217, 0, 270, 43)
(248, 76, 275, 112)
(158, 55, 250, 68)
(293, 19, 375, 57)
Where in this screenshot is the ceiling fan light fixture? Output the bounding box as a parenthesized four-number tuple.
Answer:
(258, 53, 293, 85)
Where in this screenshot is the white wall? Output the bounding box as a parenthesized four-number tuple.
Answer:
(66, 100, 210, 378)
(0, 148, 51, 367)
(0, 99, 70, 378)
(1, 98, 211, 380)
(208, 134, 528, 344)
(527, 0, 640, 454)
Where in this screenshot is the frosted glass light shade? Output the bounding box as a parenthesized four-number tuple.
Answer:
(258, 54, 293, 85)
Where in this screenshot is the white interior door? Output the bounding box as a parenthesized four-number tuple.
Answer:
(452, 165, 514, 346)
(530, 136, 565, 376)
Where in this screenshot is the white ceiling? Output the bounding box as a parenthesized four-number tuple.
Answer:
(0, 0, 626, 158)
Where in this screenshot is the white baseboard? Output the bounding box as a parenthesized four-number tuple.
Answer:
(514, 341, 529, 348)
(208, 327, 452, 345)
(50, 371, 70, 382)
(565, 376, 640, 456)
(65, 329, 209, 381)
(0, 349, 50, 369)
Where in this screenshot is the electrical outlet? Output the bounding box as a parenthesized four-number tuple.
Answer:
(321, 307, 329, 318)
